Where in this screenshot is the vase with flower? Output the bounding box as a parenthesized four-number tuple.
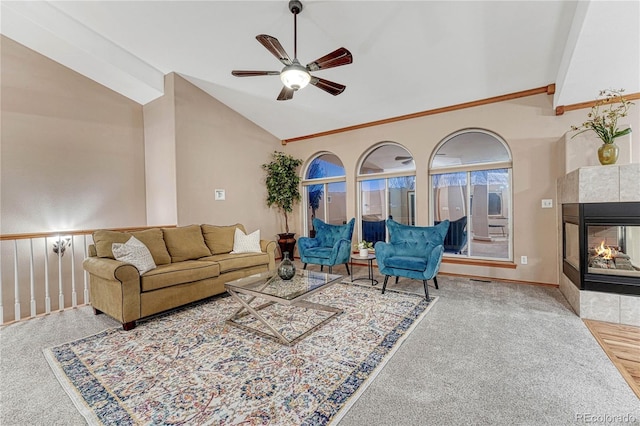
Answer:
(570, 89, 634, 165)
(357, 240, 374, 257)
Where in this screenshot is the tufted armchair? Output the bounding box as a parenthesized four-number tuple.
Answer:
(298, 218, 355, 274)
(375, 219, 450, 299)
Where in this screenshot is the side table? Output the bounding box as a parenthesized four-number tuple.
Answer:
(350, 253, 378, 286)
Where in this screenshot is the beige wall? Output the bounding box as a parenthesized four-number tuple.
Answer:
(282, 93, 639, 285)
(143, 74, 178, 226)
(1, 36, 147, 234)
(171, 73, 282, 239)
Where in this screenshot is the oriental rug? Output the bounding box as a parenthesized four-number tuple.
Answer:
(44, 282, 436, 425)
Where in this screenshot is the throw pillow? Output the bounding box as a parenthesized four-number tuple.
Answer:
(230, 228, 262, 253)
(112, 236, 157, 275)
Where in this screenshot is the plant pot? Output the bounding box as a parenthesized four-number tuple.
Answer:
(277, 233, 297, 259)
(598, 143, 619, 165)
(359, 248, 369, 257)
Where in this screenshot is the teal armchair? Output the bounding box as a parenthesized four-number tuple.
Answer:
(375, 219, 449, 299)
(298, 218, 355, 274)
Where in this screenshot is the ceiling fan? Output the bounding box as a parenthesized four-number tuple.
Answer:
(231, 0, 353, 101)
(395, 156, 414, 165)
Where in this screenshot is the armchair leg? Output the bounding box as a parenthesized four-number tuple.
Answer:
(395, 276, 399, 284)
(422, 280, 430, 300)
(433, 276, 439, 289)
(320, 265, 324, 272)
(382, 275, 390, 294)
(328, 266, 333, 274)
(345, 263, 350, 276)
(303, 263, 308, 270)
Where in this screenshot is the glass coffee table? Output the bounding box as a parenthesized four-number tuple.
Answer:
(225, 269, 343, 345)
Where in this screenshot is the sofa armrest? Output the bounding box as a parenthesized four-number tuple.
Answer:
(83, 257, 140, 282)
(82, 257, 142, 326)
(260, 239, 277, 271)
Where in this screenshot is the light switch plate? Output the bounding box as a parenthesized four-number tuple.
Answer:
(541, 199, 553, 208)
(214, 189, 225, 201)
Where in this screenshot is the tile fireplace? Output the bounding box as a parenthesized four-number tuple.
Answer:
(557, 164, 640, 326)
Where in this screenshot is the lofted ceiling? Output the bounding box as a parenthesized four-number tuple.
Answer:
(2, 1, 639, 141)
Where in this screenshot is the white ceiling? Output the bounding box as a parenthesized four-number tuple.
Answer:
(2, 1, 639, 141)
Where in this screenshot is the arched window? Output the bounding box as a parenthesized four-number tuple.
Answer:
(430, 129, 512, 260)
(302, 153, 347, 236)
(357, 143, 416, 244)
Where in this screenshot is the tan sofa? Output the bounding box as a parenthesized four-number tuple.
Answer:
(83, 224, 276, 330)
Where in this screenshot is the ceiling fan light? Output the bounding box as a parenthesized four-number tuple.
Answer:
(281, 63, 311, 90)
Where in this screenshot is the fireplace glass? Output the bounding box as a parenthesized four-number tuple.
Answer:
(586, 224, 640, 278)
(564, 222, 580, 271)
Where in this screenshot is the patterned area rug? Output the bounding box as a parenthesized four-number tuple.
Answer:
(44, 282, 437, 425)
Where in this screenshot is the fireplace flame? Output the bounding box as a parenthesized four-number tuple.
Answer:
(595, 241, 614, 260)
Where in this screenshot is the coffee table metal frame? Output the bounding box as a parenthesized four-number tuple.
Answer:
(225, 269, 343, 346)
(350, 253, 378, 286)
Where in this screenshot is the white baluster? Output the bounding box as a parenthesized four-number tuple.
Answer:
(13, 240, 21, 321)
(83, 234, 89, 304)
(30, 239, 36, 317)
(71, 236, 77, 307)
(57, 235, 64, 311)
(44, 237, 51, 314)
(0, 241, 4, 324)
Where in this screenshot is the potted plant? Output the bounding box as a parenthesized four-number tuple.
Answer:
(262, 151, 304, 257)
(570, 89, 634, 165)
(357, 240, 374, 257)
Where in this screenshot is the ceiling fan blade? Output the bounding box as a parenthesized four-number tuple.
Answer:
(306, 47, 353, 71)
(256, 34, 293, 66)
(277, 86, 295, 101)
(231, 70, 280, 77)
(310, 77, 346, 96)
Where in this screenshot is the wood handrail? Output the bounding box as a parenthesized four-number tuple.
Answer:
(282, 84, 555, 144)
(0, 225, 176, 241)
(555, 92, 640, 115)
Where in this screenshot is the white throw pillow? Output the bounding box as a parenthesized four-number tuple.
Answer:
(112, 236, 157, 275)
(230, 228, 262, 253)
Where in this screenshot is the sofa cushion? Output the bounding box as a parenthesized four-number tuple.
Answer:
(112, 236, 156, 275)
(162, 225, 212, 262)
(300, 247, 332, 260)
(200, 252, 269, 273)
(202, 224, 246, 255)
(384, 255, 428, 272)
(140, 260, 220, 292)
(93, 228, 171, 265)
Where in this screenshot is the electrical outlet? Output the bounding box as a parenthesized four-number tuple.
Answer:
(521, 256, 528, 265)
(541, 199, 553, 208)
